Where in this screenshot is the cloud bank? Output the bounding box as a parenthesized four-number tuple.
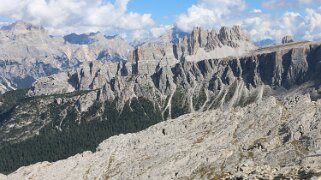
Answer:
(176, 0, 246, 32)
(0, 0, 321, 42)
(0, 0, 154, 36)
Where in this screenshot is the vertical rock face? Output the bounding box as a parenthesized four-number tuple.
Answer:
(129, 26, 257, 63)
(28, 41, 321, 110)
(219, 26, 250, 47)
(282, 35, 295, 44)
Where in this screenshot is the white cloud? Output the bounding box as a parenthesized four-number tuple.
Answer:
(150, 25, 173, 38)
(176, 0, 321, 42)
(0, 0, 154, 35)
(0, 21, 10, 27)
(263, 0, 321, 8)
(1, 0, 321, 43)
(243, 16, 273, 41)
(252, 9, 262, 13)
(302, 8, 321, 40)
(176, 0, 246, 32)
(243, 9, 321, 42)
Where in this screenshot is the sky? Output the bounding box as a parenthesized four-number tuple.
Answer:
(0, 0, 321, 42)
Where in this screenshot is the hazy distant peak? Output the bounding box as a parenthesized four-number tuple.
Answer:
(1, 21, 45, 33)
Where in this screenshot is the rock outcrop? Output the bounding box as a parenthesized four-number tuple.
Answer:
(282, 35, 295, 44)
(2, 95, 321, 179)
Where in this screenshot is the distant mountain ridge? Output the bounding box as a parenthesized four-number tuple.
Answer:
(0, 21, 134, 94)
(0, 21, 257, 94)
(255, 38, 276, 47)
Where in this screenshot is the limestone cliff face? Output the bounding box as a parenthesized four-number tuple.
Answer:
(28, 41, 321, 109)
(2, 95, 321, 179)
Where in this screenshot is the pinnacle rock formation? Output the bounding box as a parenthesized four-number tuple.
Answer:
(282, 35, 295, 44)
(129, 26, 257, 64)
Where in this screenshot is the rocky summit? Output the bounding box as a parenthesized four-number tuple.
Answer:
(129, 26, 256, 64)
(0, 20, 321, 179)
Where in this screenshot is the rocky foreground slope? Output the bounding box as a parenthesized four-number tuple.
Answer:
(1, 94, 321, 179)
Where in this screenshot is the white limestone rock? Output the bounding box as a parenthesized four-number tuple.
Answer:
(2, 95, 321, 179)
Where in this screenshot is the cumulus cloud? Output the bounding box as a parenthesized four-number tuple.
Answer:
(1, 0, 321, 43)
(302, 8, 321, 40)
(176, 0, 321, 42)
(150, 25, 173, 38)
(263, 0, 321, 8)
(251, 9, 262, 13)
(0, 21, 10, 27)
(243, 9, 321, 42)
(176, 0, 246, 32)
(129, 25, 173, 42)
(0, 0, 154, 35)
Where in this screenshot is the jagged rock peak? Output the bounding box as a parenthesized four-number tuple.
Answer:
(282, 35, 295, 44)
(219, 25, 250, 42)
(129, 25, 256, 63)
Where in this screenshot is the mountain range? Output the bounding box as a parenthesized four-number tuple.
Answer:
(0, 22, 256, 94)
(0, 21, 321, 179)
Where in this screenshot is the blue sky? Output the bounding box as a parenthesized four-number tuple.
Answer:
(127, 0, 265, 24)
(126, 0, 309, 25)
(127, 0, 197, 25)
(0, 0, 320, 41)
